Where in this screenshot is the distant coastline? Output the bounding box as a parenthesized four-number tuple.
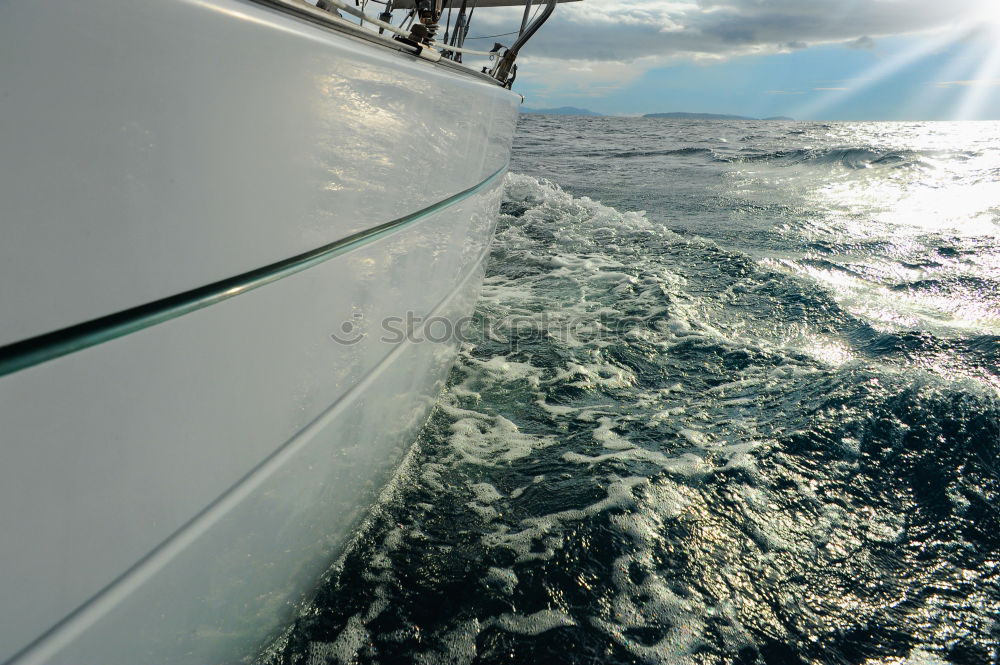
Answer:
(644, 112, 795, 121)
(521, 106, 602, 116)
(520, 108, 795, 121)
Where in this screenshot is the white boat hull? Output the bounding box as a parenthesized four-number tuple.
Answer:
(0, 1, 519, 663)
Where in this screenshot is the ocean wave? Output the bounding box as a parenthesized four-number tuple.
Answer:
(607, 147, 716, 159)
(726, 146, 933, 169)
(267, 174, 1000, 665)
(589, 144, 980, 172)
(890, 275, 1000, 294)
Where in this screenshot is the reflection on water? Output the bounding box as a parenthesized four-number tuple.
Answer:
(267, 118, 1000, 665)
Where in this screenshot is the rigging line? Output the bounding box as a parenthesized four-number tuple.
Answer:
(443, 1, 453, 48)
(455, 0, 475, 55)
(466, 3, 539, 40)
(464, 29, 519, 39)
(449, 0, 463, 46)
(315, 0, 498, 55)
(464, 1, 476, 37)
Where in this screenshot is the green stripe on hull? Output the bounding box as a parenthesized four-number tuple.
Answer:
(0, 166, 507, 378)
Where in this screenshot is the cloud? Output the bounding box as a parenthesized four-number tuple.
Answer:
(513, 55, 655, 102)
(465, 0, 994, 105)
(846, 35, 876, 50)
(470, 0, 989, 63)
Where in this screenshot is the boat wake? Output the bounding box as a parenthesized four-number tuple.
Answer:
(266, 173, 1000, 665)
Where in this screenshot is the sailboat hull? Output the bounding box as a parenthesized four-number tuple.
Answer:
(0, 1, 519, 663)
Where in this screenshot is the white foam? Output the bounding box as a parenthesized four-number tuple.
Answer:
(469, 482, 503, 503)
(496, 610, 576, 636)
(593, 416, 632, 449)
(443, 408, 554, 465)
(413, 618, 481, 665)
(483, 566, 518, 595)
(306, 614, 369, 665)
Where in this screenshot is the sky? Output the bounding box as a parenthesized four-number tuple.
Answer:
(464, 0, 1000, 119)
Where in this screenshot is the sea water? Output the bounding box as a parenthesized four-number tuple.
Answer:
(269, 117, 1000, 664)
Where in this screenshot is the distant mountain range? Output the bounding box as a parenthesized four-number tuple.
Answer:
(519, 108, 795, 121)
(644, 112, 795, 121)
(520, 106, 603, 116)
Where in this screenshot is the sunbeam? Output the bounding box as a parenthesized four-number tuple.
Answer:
(952, 9, 1000, 119)
(789, 0, 1000, 121)
(789, 27, 964, 120)
(952, 47, 1000, 120)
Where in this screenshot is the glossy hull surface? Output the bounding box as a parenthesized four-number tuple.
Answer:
(0, 1, 519, 663)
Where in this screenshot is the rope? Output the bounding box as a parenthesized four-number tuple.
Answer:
(434, 42, 499, 56)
